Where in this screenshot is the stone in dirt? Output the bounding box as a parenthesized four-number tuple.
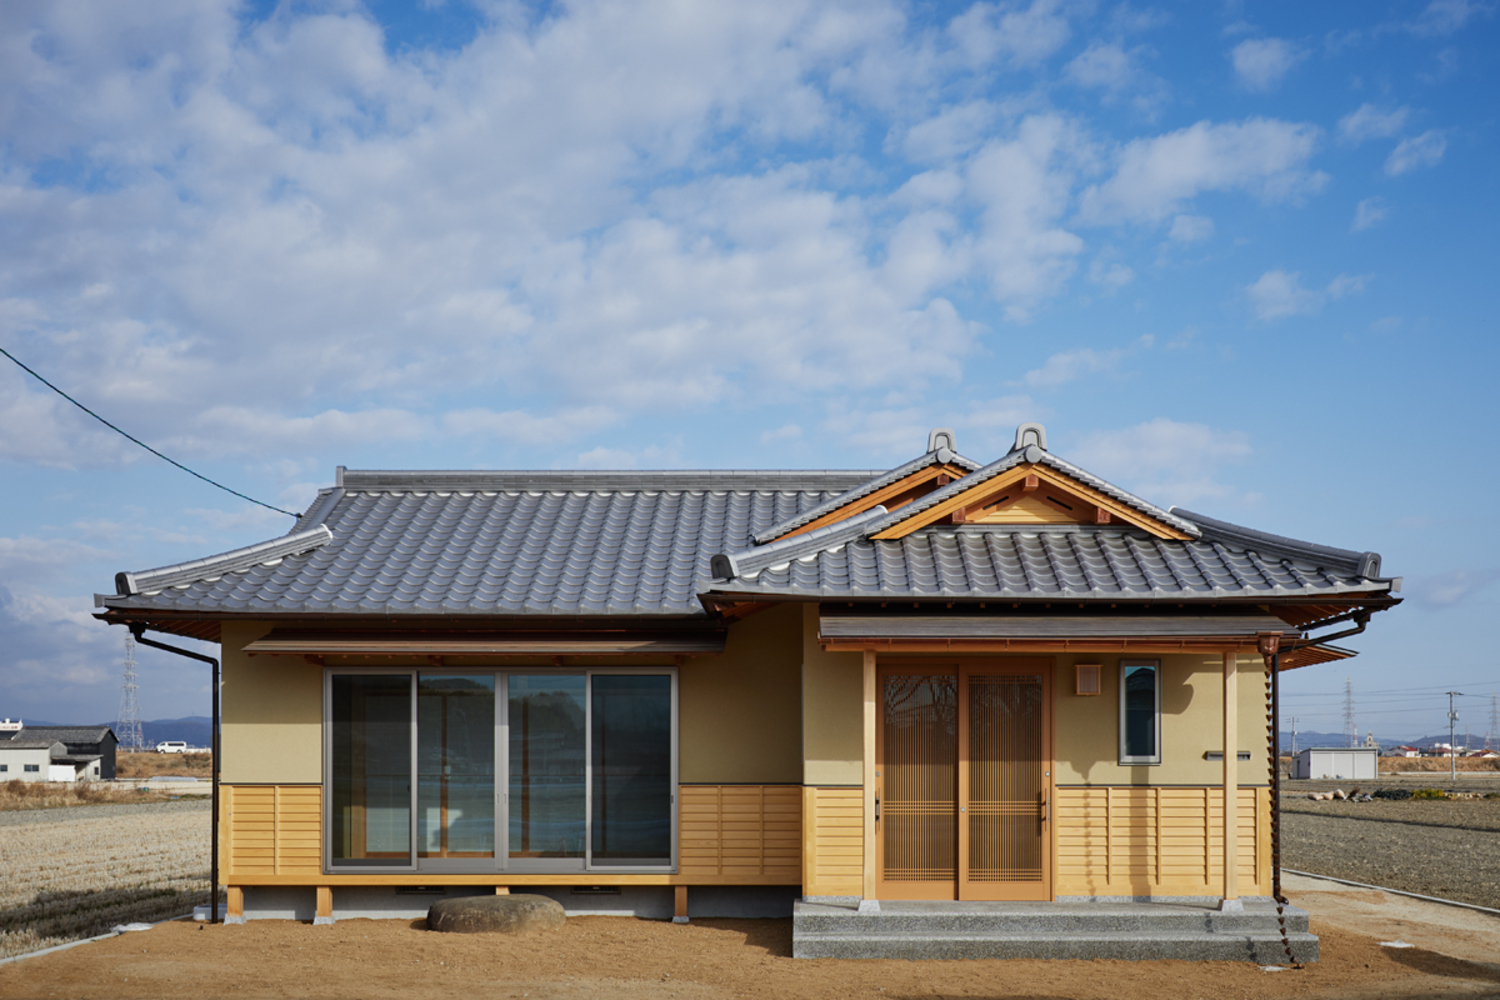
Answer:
(426, 894, 566, 935)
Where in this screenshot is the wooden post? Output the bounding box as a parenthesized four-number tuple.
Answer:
(673, 885, 689, 924)
(494, 886, 510, 894)
(801, 785, 818, 897)
(1222, 651, 1239, 909)
(861, 648, 878, 909)
(226, 886, 244, 923)
(315, 886, 334, 925)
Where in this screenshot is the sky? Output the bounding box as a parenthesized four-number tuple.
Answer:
(0, 0, 1497, 741)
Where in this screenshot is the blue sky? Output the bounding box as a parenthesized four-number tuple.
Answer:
(1, 0, 1496, 741)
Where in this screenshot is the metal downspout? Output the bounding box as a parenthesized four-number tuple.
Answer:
(128, 625, 221, 925)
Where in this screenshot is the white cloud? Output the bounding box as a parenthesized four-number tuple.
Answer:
(821, 394, 1037, 459)
(1351, 197, 1389, 232)
(1070, 418, 1252, 506)
(1167, 214, 1214, 242)
(1246, 270, 1371, 320)
(1087, 259, 1136, 292)
(1078, 118, 1325, 224)
(1065, 41, 1133, 89)
(898, 101, 1004, 163)
(1409, 0, 1492, 36)
(1021, 347, 1125, 386)
(946, 0, 1075, 70)
(1337, 104, 1410, 145)
(1407, 568, 1500, 609)
(1229, 38, 1305, 92)
(965, 115, 1093, 319)
(1385, 130, 1447, 175)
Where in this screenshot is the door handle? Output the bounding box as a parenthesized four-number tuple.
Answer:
(874, 797, 881, 823)
(1040, 796, 1049, 823)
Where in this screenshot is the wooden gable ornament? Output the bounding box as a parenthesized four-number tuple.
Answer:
(869, 423, 1193, 542)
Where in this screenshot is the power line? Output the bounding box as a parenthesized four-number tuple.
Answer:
(2, 345, 298, 518)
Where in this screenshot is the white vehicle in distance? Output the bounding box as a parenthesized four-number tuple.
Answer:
(155, 741, 191, 754)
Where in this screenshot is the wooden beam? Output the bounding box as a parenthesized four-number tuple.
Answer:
(862, 648, 878, 905)
(1222, 652, 1238, 907)
(673, 886, 689, 924)
(226, 886, 244, 920)
(823, 638, 1264, 653)
(776, 464, 973, 541)
(1023, 474, 1039, 492)
(871, 462, 1192, 541)
(316, 885, 333, 921)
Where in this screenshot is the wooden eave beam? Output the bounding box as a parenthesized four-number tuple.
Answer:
(870, 463, 1192, 541)
(821, 636, 1269, 653)
(777, 463, 973, 542)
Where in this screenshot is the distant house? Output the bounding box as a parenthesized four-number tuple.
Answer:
(0, 722, 116, 781)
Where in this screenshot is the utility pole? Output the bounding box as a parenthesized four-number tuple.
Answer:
(1288, 717, 1298, 757)
(116, 632, 144, 752)
(1343, 678, 1358, 749)
(1447, 691, 1463, 783)
(1489, 694, 1498, 753)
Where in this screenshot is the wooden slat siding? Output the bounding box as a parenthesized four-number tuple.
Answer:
(1055, 787, 1268, 896)
(802, 786, 863, 897)
(677, 785, 801, 881)
(222, 784, 322, 878)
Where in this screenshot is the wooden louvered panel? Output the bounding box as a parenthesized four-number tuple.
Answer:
(677, 785, 801, 880)
(1054, 786, 1269, 896)
(803, 786, 863, 897)
(223, 784, 324, 877)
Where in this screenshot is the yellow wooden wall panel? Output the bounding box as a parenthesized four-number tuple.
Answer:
(803, 786, 863, 896)
(675, 785, 803, 880)
(1054, 786, 1269, 896)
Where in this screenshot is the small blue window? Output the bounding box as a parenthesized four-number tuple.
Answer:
(1119, 660, 1161, 765)
(0, 764, 7, 772)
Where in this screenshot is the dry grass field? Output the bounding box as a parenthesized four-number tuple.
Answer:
(115, 751, 212, 779)
(0, 780, 170, 811)
(0, 800, 210, 959)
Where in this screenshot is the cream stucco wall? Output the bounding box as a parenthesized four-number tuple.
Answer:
(1052, 652, 1270, 786)
(220, 620, 324, 784)
(800, 603, 864, 786)
(677, 602, 804, 784)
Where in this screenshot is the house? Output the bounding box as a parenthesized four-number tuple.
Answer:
(0, 722, 116, 782)
(94, 424, 1399, 959)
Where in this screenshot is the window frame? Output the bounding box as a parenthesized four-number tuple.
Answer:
(322, 666, 678, 876)
(1117, 658, 1162, 765)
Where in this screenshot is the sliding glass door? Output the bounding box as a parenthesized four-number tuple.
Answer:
(325, 669, 676, 874)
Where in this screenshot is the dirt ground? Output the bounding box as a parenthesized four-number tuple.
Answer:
(3, 908, 1499, 1000)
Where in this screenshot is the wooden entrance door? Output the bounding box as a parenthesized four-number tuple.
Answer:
(876, 660, 1052, 901)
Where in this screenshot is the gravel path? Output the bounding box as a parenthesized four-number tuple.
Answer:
(1281, 795, 1500, 910)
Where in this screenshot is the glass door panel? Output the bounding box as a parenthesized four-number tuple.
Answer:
(508, 675, 586, 864)
(417, 674, 496, 862)
(590, 674, 672, 866)
(330, 674, 412, 867)
(877, 672, 958, 899)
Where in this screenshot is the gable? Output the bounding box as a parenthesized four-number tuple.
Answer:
(775, 462, 973, 541)
(870, 462, 1194, 540)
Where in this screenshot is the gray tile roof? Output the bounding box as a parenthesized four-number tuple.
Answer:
(98, 451, 1396, 621)
(100, 472, 874, 617)
(704, 525, 1393, 602)
(10, 726, 115, 745)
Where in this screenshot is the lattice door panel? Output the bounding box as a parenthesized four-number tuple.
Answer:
(878, 673, 958, 898)
(962, 672, 1048, 899)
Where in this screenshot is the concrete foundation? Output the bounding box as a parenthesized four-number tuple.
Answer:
(793, 899, 1318, 962)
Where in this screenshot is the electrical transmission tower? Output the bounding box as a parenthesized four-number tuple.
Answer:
(116, 632, 143, 752)
(1343, 677, 1358, 749)
(1489, 694, 1498, 752)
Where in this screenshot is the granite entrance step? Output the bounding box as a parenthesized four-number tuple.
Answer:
(793, 899, 1317, 962)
